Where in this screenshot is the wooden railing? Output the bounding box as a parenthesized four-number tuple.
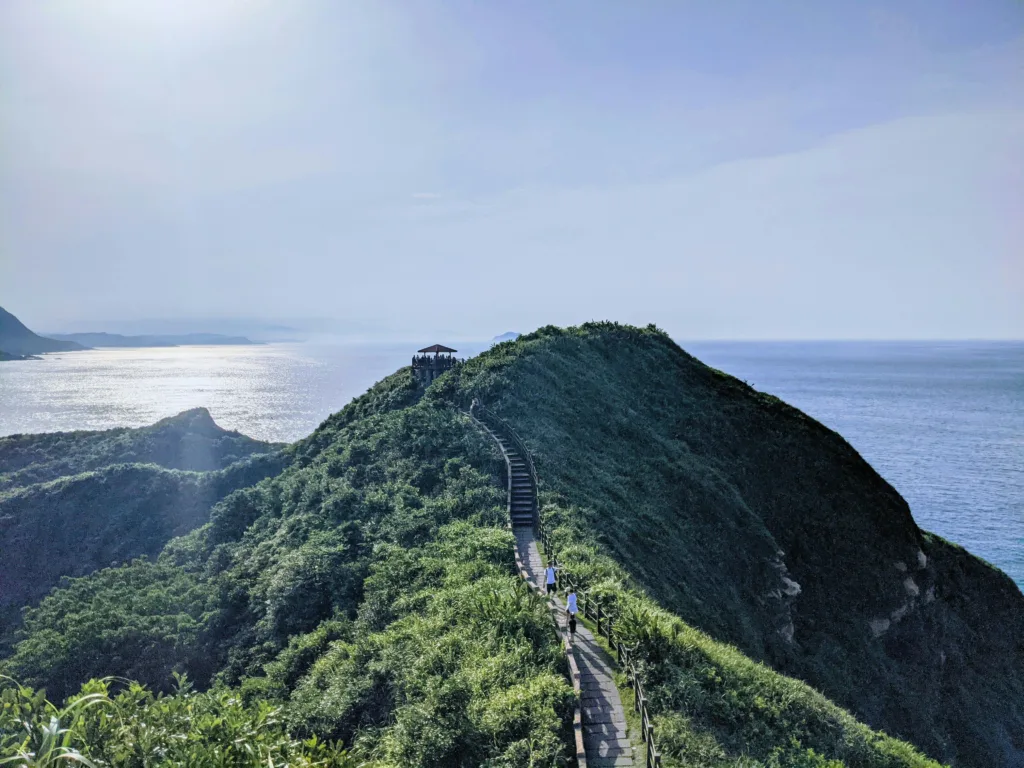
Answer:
(539, 523, 663, 768)
(471, 401, 662, 767)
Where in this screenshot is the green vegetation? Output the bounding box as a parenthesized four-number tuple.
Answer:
(542, 509, 939, 768)
(0, 674, 354, 767)
(431, 323, 1023, 768)
(0, 410, 285, 655)
(2, 323, 1019, 767)
(0, 407, 277, 491)
(2, 372, 573, 765)
(0, 456, 288, 655)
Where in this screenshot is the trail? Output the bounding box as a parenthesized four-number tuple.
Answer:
(469, 404, 636, 767)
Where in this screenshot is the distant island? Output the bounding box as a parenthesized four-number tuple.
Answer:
(491, 331, 520, 343)
(0, 350, 39, 361)
(0, 305, 85, 358)
(47, 332, 259, 348)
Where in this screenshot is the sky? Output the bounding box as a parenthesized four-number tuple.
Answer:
(1, 0, 1022, 340)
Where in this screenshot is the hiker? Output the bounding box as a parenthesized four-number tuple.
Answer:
(545, 562, 557, 595)
(566, 588, 578, 640)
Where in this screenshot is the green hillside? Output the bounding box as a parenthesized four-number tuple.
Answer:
(2, 372, 573, 766)
(431, 323, 1024, 767)
(0, 407, 277, 491)
(1, 323, 1018, 767)
(0, 410, 285, 654)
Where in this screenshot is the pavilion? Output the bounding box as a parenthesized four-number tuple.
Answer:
(412, 344, 459, 385)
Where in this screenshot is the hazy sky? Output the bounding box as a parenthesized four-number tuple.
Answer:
(1, 1, 1022, 340)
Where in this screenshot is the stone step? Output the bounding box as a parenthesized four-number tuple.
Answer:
(582, 705, 626, 723)
(583, 742, 633, 759)
(583, 724, 630, 740)
(482, 424, 634, 767)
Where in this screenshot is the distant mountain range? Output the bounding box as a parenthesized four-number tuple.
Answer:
(48, 332, 258, 348)
(0, 305, 85, 357)
(1, 305, 258, 359)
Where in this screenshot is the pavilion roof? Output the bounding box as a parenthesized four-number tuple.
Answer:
(418, 344, 457, 354)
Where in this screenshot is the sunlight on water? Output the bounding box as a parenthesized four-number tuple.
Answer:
(0, 343, 422, 443)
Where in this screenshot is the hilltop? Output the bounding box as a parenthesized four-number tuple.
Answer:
(431, 323, 1024, 767)
(0, 304, 85, 356)
(1, 323, 1019, 767)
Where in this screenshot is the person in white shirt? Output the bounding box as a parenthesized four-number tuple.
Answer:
(566, 589, 578, 640)
(545, 563, 557, 595)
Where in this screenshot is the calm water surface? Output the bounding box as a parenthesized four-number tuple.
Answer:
(1, 340, 1020, 587)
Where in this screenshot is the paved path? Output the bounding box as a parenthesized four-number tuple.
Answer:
(469, 405, 635, 767)
(516, 528, 636, 768)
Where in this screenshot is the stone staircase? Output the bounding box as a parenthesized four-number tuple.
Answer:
(469, 402, 636, 767)
(471, 402, 537, 529)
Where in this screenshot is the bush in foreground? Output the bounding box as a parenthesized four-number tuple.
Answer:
(0, 674, 354, 767)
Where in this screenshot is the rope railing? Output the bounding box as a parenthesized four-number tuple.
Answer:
(538, 522, 663, 768)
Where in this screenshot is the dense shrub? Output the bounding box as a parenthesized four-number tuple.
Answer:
(0, 674, 354, 767)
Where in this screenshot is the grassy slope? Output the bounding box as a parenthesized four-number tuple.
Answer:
(0, 409, 286, 653)
(2, 372, 573, 767)
(0, 453, 289, 650)
(430, 323, 1023, 768)
(4, 324, 1019, 767)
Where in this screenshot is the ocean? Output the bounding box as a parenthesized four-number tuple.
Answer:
(1, 340, 1020, 588)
